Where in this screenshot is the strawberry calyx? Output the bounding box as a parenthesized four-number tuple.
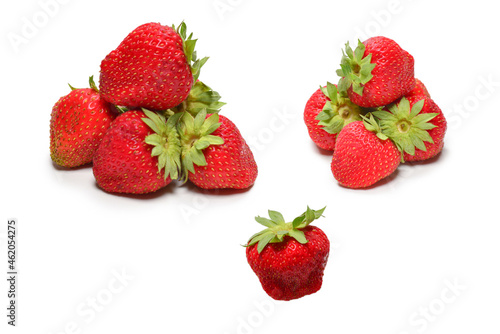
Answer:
(68, 75, 99, 92)
(336, 40, 376, 96)
(372, 97, 438, 162)
(316, 81, 365, 134)
(173, 22, 209, 82)
(167, 80, 226, 116)
(361, 113, 390, 141)
(177, 109, 224, 182)
(142, 109, 183, 180)
(245, 206, 326, 254)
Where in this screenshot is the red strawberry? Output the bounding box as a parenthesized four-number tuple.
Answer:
(93, 109, 182, 194)
(304, 82, 364, 151)
(245, 207, 330, 301)
(50, 76, 116, 168)
(374, 95, 447, 162)
(304, 87, 335, 150)
(178, 111, 257, 189)
(99, 22, 207, 111)
(405, 78, 430, 99)
(331, 117, 400, 188)
(337, 36, 415, 108)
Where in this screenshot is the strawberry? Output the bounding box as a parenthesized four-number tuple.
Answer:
(304, 87, 336, 150)
(178, 110, 258, 189)
(245, 206, 330, 301)
(93, 109, 182, 194)
(405, 78, 430, 99)
(99, 22, 207, 111)
(304, 82, 364, 151)
(337, 36, 415, 108)
(50, 76, 116, 168)
(331, 116, 400, 188)
(373, 96, 447, 162)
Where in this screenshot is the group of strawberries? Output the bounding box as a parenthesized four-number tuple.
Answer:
(50, 22, 258, 194)
(304, 36, 447, 188)
(50, 24, 448, 302)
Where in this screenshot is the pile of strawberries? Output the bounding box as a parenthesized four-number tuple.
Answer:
(304, 36, 447, 188)
(50, 22, 258, 195)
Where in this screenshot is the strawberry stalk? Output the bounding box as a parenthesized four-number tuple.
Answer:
(68, 75, 99, 92)
(372, 97, 438, 162)
(173, 22, 209, 82)
(167, 80, 226, 116)
(142, 109, 183, 180)
(316, 81, 365, 134)
(177, 109, 225, 182)
(246, 207, 326, 254)
(336, 40, 376, 96)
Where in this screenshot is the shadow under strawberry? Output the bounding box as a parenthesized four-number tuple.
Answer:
(92, 179, 177, 200)
(181, 181, 256, 196)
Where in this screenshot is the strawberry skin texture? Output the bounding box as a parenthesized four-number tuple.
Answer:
(50, 88, 116, 168)
(188, 115, 257, 189)
(332, 121, 400, 188)
(304, 87, 337, 150)
(93, 110, 171, 194)
(99, 23, 193, 111)
(405, 78, 430, 99)
(395, 95, 446, 162)
(246, 225, 330, 301)
(350, 37, 415, 108)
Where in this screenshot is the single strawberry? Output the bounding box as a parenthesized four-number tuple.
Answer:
(245, 206, 330, 301)
(99, 22, 207, 111)
(93, 109, 182, 194)
(50, 76, 116, 168)
(331, 116, 400, 188)
(373, 96, 447, 162)
(405, 78, 430, 99)
(304, 82, 364, 151)
(337, 37, 415, 108)
(178, 110, 257, 189)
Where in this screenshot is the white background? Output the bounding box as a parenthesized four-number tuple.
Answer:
(1, 0, 499, 333)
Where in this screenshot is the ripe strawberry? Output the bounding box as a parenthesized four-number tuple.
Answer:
(93, 109, 182, 194)
(50, 76, 116, 168)
(337, 36, 415, 108)
(331, 117, 400, 188)
(99, 22, 207, 111)
(245, 206, 330, 301)
(304, 87, 336, 150)
(374, 95, 447, 162)
(178, 110, 257, 189)
(304, 82, 364, 151)
(405, 78, 430, 99)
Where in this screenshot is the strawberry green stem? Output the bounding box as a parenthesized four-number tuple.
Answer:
(142, 109, 183, 180)
(316, 82, 366, 134)
(176, 109, 224, 182)
(246, 206, 326, 254)
(336, 40, 376, 96)
(172, 22, 209, 82)
(372, 97, 438, 162)
(167, 80, 226, 116)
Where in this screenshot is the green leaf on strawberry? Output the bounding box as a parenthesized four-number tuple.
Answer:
(168, 80, 226, 116)
(246, 206, 326, 254)
(315, 81, 365, 134)
(336, 40, 376, 96)
(177, 109, 225, 181)
(142, 109, 183, 181)
(173, 22, 209, 82)
(361, 113, 389, 141)
(372, 97, 438, 161)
